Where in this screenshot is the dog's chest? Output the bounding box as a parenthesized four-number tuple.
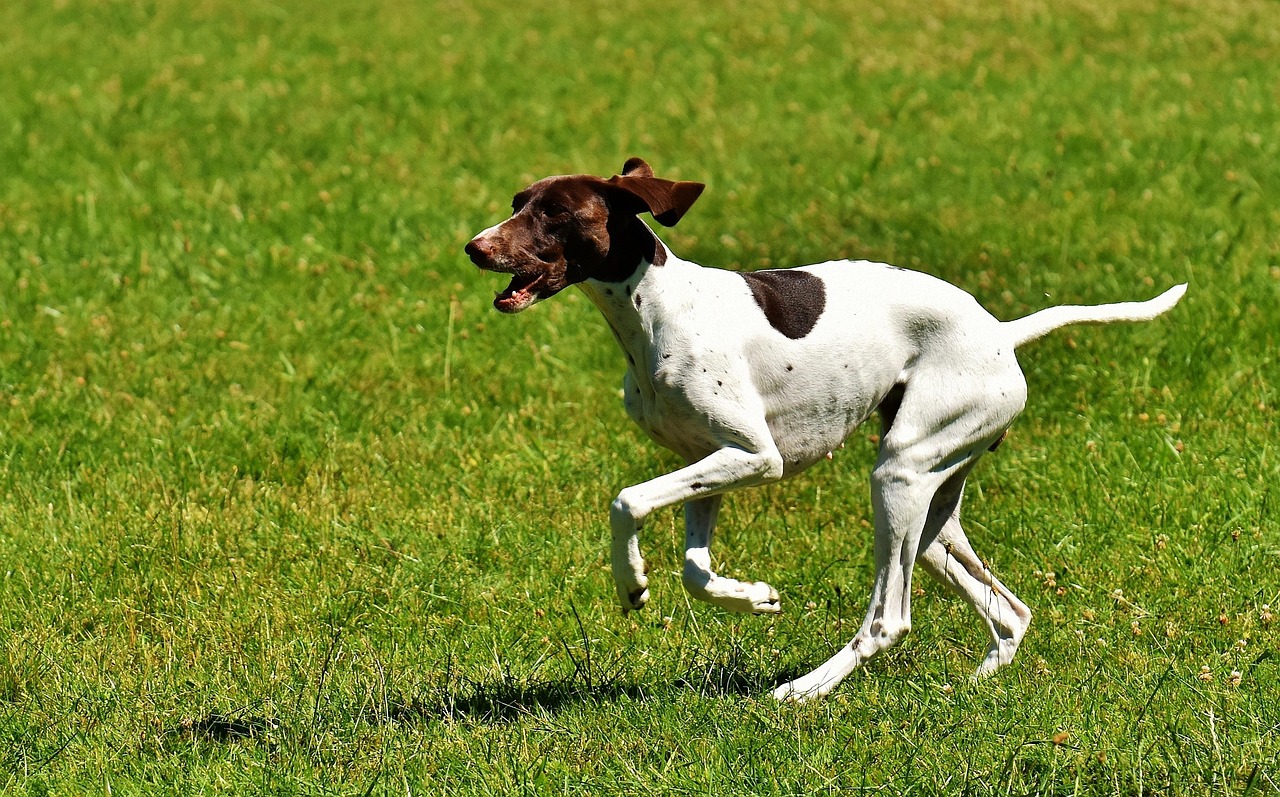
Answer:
(621, 367, 717, 459)
(617, 316, 737, 460)
(582, 268, 736, 459)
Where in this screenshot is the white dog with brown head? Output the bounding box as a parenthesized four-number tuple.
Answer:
(467, 158, 1186, 700)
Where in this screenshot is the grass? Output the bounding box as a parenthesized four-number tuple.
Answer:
(0, 0, 1276, 792)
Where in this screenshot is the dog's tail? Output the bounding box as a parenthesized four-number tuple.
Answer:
(1003, 283, 1187, 349)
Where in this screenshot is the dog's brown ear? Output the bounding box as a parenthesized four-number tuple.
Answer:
(607, 163, 705, 227)
(621, 157, 654, 178)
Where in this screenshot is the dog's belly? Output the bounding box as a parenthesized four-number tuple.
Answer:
(758, 359, 899, 476)
(622, 352, 900, 474)
(745, 318, 905, 474)
(767, 411, 869, 475)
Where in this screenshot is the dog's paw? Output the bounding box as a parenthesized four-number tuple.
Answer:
(972, 637, 1020, 679)
(618, 581, 650, 613)
(625, 587, 650, 612)
(771, 681, 801, 702)
(771, 679, 817, 703)
(771, 674, 832, 703)
(747, 582, 782, 614)
(706, 579, 781, 614)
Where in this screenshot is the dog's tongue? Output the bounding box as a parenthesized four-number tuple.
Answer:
(494, 273, 541, 313)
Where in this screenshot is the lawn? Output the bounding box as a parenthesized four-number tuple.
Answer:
(0, 0, 1276, 793)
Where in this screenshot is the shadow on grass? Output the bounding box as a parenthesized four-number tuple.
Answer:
(171, 602, 807, 741)
(163, 655, 807, 749)
(374, 649, 796, 726)
(388, 677, 652, 725)
(369, 601, 800, 726)
(174, 712, 279, 742)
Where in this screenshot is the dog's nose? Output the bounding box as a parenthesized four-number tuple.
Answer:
(465, 238, 491, 266)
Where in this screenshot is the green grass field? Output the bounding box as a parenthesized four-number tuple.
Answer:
(1, 0, 1277, 793)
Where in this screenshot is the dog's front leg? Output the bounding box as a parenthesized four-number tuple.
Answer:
(682, 495, 781, 613)
(610, 444, 783, 612)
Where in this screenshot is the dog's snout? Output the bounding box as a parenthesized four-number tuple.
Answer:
(465, 238, 491, 266)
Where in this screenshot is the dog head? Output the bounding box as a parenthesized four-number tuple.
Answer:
(465, 158, 705, 313)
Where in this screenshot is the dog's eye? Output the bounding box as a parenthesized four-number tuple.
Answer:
(543, 204, 571, 220)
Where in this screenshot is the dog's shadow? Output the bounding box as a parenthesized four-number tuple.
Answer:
(382, 658, 800, 726)
(172, 619, 813, 742)
(171, 661, 810, 748)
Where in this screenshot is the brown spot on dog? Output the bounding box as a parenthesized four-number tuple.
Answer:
(741, 270, 826, 339)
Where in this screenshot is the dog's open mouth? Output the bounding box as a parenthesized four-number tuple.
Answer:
(494, 271, 545, 314)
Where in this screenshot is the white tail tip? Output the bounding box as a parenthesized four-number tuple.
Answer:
(1158, 282, 1188, 308)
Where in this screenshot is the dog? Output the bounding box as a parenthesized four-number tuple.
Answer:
(465, 158, 1186, 701)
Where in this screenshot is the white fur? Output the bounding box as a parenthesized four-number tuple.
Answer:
(570, 240, 1185, 701)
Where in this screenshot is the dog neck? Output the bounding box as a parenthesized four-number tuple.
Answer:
(577, 225, 677, 373)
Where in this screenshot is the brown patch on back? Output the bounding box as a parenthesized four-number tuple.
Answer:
(741, 269, 827, 339)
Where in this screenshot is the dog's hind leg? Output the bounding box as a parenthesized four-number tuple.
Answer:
(682, 495, 781, 614)
(772, 459, 959, 701)
(917, 508, 1031, 678)
(773, 370, 1024, 702)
